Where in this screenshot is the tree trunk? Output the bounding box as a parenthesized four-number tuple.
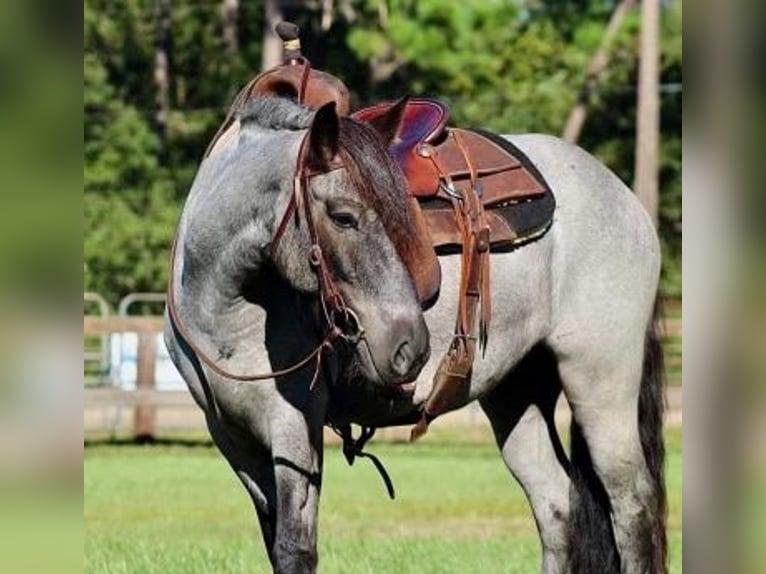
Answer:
(222, 0, 239, 56)
(634, 0, 660, 226)
(562, 0, 635, 144)
(153, 0, 172, 140)
(262, 0, 284, 71)
(321, 0, 333, 31)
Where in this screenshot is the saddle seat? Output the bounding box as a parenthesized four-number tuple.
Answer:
(237, 62, 350, 115)
(353, 99, 554, 251)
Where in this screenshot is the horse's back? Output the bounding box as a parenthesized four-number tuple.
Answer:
(503, 134, 660, 349)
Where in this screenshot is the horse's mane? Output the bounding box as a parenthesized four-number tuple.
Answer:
(238, 98, 419, 266)
(239, 97, 315, 131)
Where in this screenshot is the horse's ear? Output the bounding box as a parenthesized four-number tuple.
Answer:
(367, 95, 409, 146)
(306, 101, 340, 171)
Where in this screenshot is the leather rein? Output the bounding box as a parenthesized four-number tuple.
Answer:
(166, 61, 363, 385)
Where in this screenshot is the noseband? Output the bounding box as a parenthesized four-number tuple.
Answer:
(167, 104, 364, 384)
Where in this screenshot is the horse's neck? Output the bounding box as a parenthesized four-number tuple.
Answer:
(174, 128, 302, 340)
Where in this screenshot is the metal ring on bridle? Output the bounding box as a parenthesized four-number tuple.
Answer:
(330, 307, 365, 344)
(308, 244, 322, 267)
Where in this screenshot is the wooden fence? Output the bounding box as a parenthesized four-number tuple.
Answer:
(84, 316, 191, 440)
(84, 308, 682, 440)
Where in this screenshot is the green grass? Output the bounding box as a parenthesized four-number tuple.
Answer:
(85, 429, 682, 573)
(662, 302, 682, 386)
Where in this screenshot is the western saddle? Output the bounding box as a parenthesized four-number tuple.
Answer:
(208, 23, 555, 439)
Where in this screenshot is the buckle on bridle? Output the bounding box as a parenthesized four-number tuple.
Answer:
(440, 180, 462, 200)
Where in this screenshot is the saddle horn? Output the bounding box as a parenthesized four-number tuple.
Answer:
(275, 21, 302, 63)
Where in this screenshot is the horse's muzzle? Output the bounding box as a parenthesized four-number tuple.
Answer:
(386, 315, 430, 383)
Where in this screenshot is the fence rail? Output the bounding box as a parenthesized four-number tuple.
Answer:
(84, 306, 682, 440)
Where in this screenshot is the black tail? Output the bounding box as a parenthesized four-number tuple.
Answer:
(568, 298, 667, 573)
(639, 299, 668, 572)
(568, 419, 620, 573)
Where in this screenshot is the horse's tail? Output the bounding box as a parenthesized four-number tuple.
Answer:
(568, 422, 620, 573)
(638, 298, 668, 572)
(568, 297, 667, 573)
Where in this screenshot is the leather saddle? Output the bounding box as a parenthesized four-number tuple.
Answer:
(353, 99, 554, 251)
(205, 57, 351, 159)
(354, 99, 555, 438)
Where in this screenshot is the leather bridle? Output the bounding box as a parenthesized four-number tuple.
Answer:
(269, 126, 366, 350)
(166, 68, 364, 385)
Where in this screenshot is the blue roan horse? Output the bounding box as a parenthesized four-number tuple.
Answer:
(165, 96, 666, 573)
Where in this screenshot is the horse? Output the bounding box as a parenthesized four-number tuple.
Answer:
(164, 96, 666, 574)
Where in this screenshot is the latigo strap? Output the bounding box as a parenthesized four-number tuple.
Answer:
(411, 130, 492, 441)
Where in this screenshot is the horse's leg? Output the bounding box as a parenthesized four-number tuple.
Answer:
(166, 328, 284, 564)
(206, 384, 327, 574)
(557, 317, 666, 574)
(480, 345, 571, 574)
(206, 416, 277, 550)
(266, 395, 325, 573)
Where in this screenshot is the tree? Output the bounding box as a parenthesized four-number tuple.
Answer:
(562, 0, 636, 143)
(83, 0, 682, 300)
(634, 0, 661, 225)
(222, 0, 240, 56)
(153, 0, 172, 140)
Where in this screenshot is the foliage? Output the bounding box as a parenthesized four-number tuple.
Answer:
(85, 1, 174, 299)
(84, 0, 682, 303)
(84, 0, 264, 303)
(346, 0, 682, 296)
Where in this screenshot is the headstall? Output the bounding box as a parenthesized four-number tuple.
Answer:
(166, 58, 363, 386)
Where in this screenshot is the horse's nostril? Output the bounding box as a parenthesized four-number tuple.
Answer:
(391, 340, 412, 376)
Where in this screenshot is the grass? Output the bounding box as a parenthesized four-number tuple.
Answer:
(661, 301, 682, 386)
(85, 429, 682, 573)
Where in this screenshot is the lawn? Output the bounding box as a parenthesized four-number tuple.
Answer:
(85, 429, 682, 573)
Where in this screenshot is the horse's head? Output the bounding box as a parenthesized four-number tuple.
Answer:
(271, 100, 430, 386)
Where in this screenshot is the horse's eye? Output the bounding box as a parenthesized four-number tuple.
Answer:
(329, 211, 358, 230)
